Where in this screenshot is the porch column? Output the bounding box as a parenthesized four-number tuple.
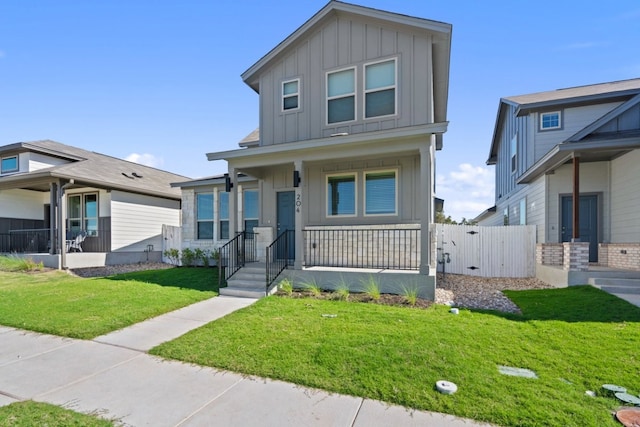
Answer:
(228, 167, 238, 237)
(49, 182, 57, 255)
(294, 160, 304, 269)
(419, 140, 434, 275)
(572, 154, 580, 241)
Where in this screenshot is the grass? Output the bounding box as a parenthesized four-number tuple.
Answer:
(0, 254, 44, 272)
(0, 401, 113, 426)
(0, 266, 218, 339)
(151, 285, 640, 427)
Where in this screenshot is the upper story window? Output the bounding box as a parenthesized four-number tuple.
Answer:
(1, 155, 18, 174)
(282, 79, 300, 111)
(68, 193, 99, 237)
(365, 170, 397, 215)
(540, 111, 561, 130)
(365, 59, 396, 118)
(327, 67, 356, 124)
(327, 173, 356, 216)
(196, 192, 214, 239)
(510, 133, 517, 173)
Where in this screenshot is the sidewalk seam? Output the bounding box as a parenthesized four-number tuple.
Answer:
(349, 398, 365, 427)
(174, 376, 246, 426)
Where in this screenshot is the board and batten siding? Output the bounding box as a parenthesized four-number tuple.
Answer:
(110, 191, 180, 252)
(610, 149, 640, 242)
(494, 104, 529, 203)
(258, 14, 435, 146)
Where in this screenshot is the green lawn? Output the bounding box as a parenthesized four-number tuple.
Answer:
(0, 401, 113, 426)
(0, 267, 218, 339)
(151, 285, 640, 427)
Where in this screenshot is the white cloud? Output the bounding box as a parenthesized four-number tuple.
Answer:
(125, 153, 164, 168)
(437, 163, 494, 222)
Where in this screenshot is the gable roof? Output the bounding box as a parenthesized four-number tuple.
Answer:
(487, 78, 640, 164)
(0, 140, 189, 199)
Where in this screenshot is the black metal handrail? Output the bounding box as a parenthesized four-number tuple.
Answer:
(266, 230, 293, 292)
(218, 231, 256, 286)
(304, 228, 420, 270)
(3, 228, 53, 253)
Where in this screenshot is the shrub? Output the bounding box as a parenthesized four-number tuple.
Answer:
(401, 285, 419, 306)
(180, 248, 196, 267)
(279, 278, 294, 295)
(163, 248, 180, 266)
(301, 279, 322, 297)
(194, 248, 211, 267)
(361, 275, 381, 301)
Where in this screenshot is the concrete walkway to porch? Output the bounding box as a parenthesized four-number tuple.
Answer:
(0, 295, 493, 427)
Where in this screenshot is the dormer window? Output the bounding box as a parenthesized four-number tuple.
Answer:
(540, 111, 561, 130)
(365, 59, 396, 118)
(1, 155, 18, 174)
(327, 67, 356, 124)
(282, 79, 300, 111)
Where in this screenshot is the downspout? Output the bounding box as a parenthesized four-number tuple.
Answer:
(58, 179, 74, 269)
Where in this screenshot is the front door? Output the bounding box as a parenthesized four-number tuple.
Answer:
(561, 195, 598, 262)
(277, 191, 295, 261)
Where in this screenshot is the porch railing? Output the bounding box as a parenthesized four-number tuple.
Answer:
(304, 228, 420, 270)
(1, 229, 52, 253)
(218, 231, 256, 286)
(266, 230, 293, 291)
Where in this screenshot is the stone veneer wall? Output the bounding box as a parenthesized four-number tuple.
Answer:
(536, 243, 564, 266)
(563, 242, 589, 271)
(598, 243, 640, 271)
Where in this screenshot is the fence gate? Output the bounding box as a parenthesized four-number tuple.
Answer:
(434, 224, 536, 278)
(162, 224, 181, 263)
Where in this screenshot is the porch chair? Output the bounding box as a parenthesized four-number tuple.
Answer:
(66, 230, 87, 253)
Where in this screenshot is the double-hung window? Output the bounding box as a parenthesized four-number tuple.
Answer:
(365, 170, 397, 215)
(327, 68, 355, 124)
(1, 155, 18, 174)
(327, 174, 356, 216)
(219, 192, 229, 240)
(282, 79, 299, 111)
(365, 59, 396, 118)
(68, 193, 99, 236)
(540, 111, 561, 130)
(196, 192, 214, 239)
(244, 190, 259, 235)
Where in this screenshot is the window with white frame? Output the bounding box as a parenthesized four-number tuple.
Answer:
(1, 155, 18, 174)
(244, 190, 259, 234)
(327, 68, 355, 124)
(196, 192, 214, 239)
(510, 133, 517, 173)
(68, 193, 99, 236)
(365, 170, 397, 215)
(365, 59, 396, 118)
(219, 192, 229, 240)
(282, 79, 299, 111)
(327, 174, 356, 216)
(540, 111, 561, 130)
(519, 198, 526, 225)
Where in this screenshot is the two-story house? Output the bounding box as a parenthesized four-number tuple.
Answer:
(174, 1, 452, 298)
(476, 78, 640, 285)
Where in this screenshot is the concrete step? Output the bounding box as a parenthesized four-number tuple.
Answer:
(589, 277, 640, 289)
(232, 271, 265, 281)
(227, 278, 265, 289)
(220, 287, 266, 298)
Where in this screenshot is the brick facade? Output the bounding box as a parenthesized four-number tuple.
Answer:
(598, 243, 640, 271)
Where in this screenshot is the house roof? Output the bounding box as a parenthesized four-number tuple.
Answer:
(0, 140, 189, 199)
(487, 78, 640, 165)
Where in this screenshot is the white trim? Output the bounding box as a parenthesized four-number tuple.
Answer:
(326, 66, 357, 125)
(540, 111, 561, 130)
(364, 58, 398, 120)
(1, 155, 19, 174)
(363, 168, 398, 217)
(325, 172, 358, 218)
(281, 78, 301, 112)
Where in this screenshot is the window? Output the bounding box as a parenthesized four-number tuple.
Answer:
(219, 192, 229, 240)
(196, 193, 214, 239)
(519, 198, 526, 225)
(510, 133, 517, 173)
(365, 59, 396, 118)
(282, 79, 299, 111)
(503, 207, 509, 226)
(327, 68, 355, 124)
(244, 190, 259, 234)
(540, 111, 561, 130)
(1, 155, 18, 174)
(327, 174, 356, 216)
(68, 193, 98, 236)
(365, 170, 397, 215)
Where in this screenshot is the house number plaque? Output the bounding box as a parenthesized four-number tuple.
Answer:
(296, 194, 302, 213)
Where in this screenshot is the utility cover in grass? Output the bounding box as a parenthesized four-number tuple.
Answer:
(498, 365, 538, 379)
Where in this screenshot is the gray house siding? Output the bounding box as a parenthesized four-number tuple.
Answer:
(494, 104, 529, 204)
(611, 149, 640, 242)
(258, 14, 435, 146)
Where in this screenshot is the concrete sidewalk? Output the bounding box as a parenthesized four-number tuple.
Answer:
(0, 296, 492, 426)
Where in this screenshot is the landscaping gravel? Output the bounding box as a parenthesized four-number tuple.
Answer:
(70, 262, 173, 278)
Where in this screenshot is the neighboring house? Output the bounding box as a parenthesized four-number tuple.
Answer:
(176, 1, 452, 297)
(0, 140, 187, 269)
(476, 78, 640, 285)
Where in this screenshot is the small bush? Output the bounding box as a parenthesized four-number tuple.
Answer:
(163, 248, 180, 266)
(181, 248, 196, 267)
(194, 248, 211, 267)
(301, 279, 322, 297)
(401, 285, 419, 306)
(361, 275, 381, 301)
(333, 283, 350, 301)
(279, 278, 294, 295)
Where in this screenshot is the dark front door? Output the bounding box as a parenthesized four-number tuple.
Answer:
(561, 195, 598, 262)
(277, 191, 295, 261)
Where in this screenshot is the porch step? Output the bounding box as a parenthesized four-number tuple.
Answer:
(220, 263, 270, 299)
(589, 278, 640, 295)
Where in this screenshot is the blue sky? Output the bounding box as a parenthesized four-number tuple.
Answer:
(2, 1, 639, 221)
